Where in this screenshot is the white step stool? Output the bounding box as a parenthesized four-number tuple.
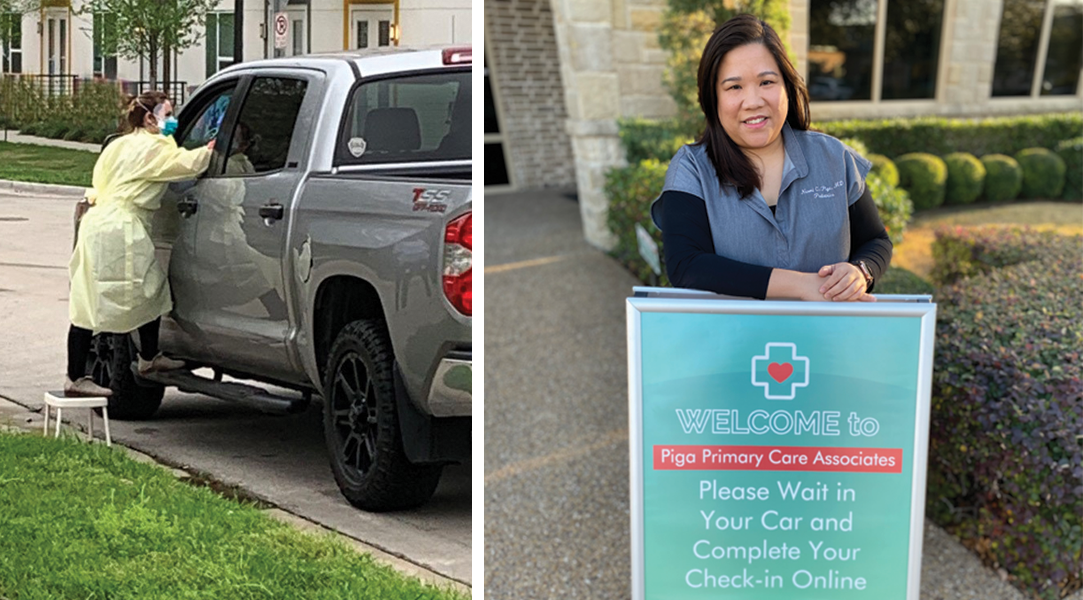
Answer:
(43, 391, 111, 446)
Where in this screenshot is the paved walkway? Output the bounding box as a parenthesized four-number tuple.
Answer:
(483, 189, 1049, 599)
(0, 129, 100, 153)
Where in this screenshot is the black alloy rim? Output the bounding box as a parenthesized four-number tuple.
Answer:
(330, 351, 378, 479)
(88, 334, 116, 388)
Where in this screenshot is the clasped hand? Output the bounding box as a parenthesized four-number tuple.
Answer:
(813, 262, 875, 302)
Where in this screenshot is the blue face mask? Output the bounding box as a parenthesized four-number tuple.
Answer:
(158, 116, 179, 136)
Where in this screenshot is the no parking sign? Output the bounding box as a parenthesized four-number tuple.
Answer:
(627, 288, 936, 599)
(274, 12, 289, 50)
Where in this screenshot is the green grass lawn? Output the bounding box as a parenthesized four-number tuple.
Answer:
(0, 141, 97, 187)
(0, 431, 466, 600)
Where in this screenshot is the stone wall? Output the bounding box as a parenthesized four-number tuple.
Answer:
(485, 0, 577, 190)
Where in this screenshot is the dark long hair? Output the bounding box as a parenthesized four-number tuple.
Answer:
(121, 90, 170, 133)
(695, 14, 810, 198)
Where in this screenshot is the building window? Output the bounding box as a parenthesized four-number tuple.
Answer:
(994, 0, 1083, 97)
(484, 54, 513, 188)
(93, 13, 117, 79)
(1041, 0, 1083, 95)
(205, 12, 234, 78)
(808, 0, 945, 102)
(1, 12, 21, 74)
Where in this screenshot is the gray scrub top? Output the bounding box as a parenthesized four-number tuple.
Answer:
(650, 122, 872, 273)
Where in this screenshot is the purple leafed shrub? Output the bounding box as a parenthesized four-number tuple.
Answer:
(928, 226, 1082, 599)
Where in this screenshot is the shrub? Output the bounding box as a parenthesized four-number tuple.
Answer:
(619, 118, 696, 164)
(874, 266, 934, 295)
(895, 153, 947, 210)
(942, 152, 985, 205)
(816, 113, 1082, 158)
(605, 159, 670, 285)
(980, 154, 1023, 202)
(1055, 137, 1082, 200)
(1015, 147, 1066, 199)
(868, 154, 899, 187)
(927, 226, 1082, 600)
(839, 137, 869, 158)
(866, 172, 912, 245)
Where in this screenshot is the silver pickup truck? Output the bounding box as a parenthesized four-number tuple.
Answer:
(79, 46, 472, 511)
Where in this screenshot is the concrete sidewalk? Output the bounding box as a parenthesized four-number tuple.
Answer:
(1, 129, 101, 153)
(483, 189, 1044, 599)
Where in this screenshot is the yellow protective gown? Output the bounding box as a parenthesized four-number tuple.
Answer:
(69, 129, 212, 333)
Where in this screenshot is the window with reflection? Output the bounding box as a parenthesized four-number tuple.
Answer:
(808, 0, 877, 101)
(1041, 0, 1083, 95)
(992, 0, 1047, 96)
(882, 0, 944, 100)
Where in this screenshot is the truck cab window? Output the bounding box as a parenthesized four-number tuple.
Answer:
(341, 70, 470, 165)
(230, 77, 308, 174)
(180, 88, 234, 150)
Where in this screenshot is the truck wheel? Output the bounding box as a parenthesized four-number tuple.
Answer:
(323, 320, 443, 511)
(87, 333, 164, 420)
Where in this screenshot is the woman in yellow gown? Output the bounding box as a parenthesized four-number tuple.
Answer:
(65, 91, 215, 396)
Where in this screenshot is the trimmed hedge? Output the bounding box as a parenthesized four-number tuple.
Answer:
(839, 137, 869, 159)
(616, 113, 1083, 164)
(605, 159, 670, 285)
(927, 226, 1082, 599)
(866, 172, 912, 245)
(0, 78, 124, 144)
(1055, 137, 1082, 200)
(896, 153, 947, 210)
(980, 154, 1024, 203)
(817, 113, 1082, 158)
(943, 152, 985, 205)
(1016, 148, 1066, 199)
(868, 154, 899, 187)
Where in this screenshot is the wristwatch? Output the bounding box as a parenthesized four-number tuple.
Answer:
(853, 260, 873, 288)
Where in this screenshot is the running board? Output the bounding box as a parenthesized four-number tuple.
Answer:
(137, 369, 309, 415)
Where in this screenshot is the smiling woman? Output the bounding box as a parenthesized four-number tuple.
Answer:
(649, 14, 893, 303)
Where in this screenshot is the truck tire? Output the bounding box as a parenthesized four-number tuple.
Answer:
(87, 333, 165, 420)
(323, 320, 443, 511)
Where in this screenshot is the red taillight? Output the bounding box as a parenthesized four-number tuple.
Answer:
(442, 46, 472, 65)
(443, 212, 472, 316)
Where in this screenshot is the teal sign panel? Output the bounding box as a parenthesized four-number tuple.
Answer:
(637, 310, 926, 598)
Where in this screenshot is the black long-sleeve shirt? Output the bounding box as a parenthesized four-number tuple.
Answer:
(660, 186, 892, 298)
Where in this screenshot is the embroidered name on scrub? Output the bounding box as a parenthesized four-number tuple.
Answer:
(800, 180, 845, 199)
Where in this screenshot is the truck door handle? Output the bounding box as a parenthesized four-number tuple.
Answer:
(259, 203, 285, 221)
(177, 196, 198, 218)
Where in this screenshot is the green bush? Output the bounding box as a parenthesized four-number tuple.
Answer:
(895, 153, 947, 210)
(1015, 147, 1066, 199)
(619, 118, 696, 164)
(816, 113, 1082, 158)
(1055, 137, 1082, 200)
(866, 172, 912, 245)
(868, 154, 899, 187)
(605, 159, 670, 285)
(942, 152, 985, 205)
(928, 226, 1082, 600)
(874, 266, 934, 295)
(839, 137, 869, 158)
(0, 78, 123, 145)
(979, 154, 1023, 202)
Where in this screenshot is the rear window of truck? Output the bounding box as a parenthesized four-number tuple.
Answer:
(337, 70, 470, 166)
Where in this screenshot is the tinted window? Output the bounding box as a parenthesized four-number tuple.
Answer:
(340, 70, 470, 165)
(808, 0, 876, 102)
(881, 0, 944, 100)
(230, 77, 308, 174)
(1041, 0, 1083, 95)
(992, 0, 1046, 97)
(179, 86, 234, 150)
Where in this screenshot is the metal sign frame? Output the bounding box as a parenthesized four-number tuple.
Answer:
(627, 287, 936, 600)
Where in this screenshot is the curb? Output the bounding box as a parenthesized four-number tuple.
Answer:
(0, 179, 87, 198)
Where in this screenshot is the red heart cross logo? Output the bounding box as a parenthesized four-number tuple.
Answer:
(768, 362, 793, 383)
